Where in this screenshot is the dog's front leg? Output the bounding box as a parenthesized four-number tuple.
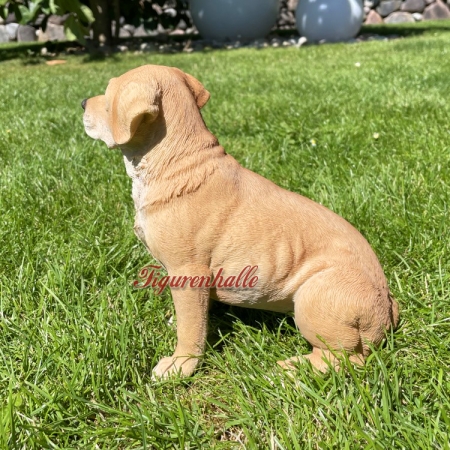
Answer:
(152, 265, 211, 379)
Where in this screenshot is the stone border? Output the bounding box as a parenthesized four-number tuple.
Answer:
(1, 0, 449, 44)
(280, 0, 450, 27)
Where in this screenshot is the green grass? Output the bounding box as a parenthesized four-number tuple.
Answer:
(1, 23, 450, 449)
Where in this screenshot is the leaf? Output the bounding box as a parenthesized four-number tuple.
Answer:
(64, 15, 88, 43)
(0, 6, 8, 20)
(28, 2, 44, 23)
(59, 0, 84, 13)
(17, 5, 32, 23)
(79, 4, 94, 24)
(49, 0, 59, 14)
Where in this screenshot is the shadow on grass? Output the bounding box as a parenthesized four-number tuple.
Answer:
(1, 21, 450, 64)
(81, 51, 121, 63)
(0, 40, 76, 63)
(207, 300, 296, 352)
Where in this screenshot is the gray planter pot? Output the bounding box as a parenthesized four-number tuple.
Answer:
(190, 0, 280, 41)
(296, 0, 363, 42)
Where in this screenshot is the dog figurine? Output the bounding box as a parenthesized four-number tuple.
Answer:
(82, 65, 399, 377)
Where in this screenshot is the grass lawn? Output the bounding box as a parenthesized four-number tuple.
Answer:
(1, 23, 450, 449)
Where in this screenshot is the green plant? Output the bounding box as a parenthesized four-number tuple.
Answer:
(0, 0, 94, 42)
(0, 0, 191, 47)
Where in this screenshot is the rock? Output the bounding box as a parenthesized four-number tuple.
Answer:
(111, 23, 134, 38)
(36, 28, 49, 42)
(6, 13, 17, 24)
(413, 12, 424, 19)
(134, 22, 164, 37)
(368, 34, 389, 40)
(38, 28, 50, 42)
(271, 37, 281, 47)
(0, 25, 8, 42)
(248, 38, 264, 48)
(134, 25, 147, 37)
(296, 36, 308, 47)
(48, 14, 70, 25)
(118, 27, 132, 38)
(37, 23, 67, 42)
(157, 23, 167, 34)
(152, 3, 163, 15)
(423, 0, 450, 19)
(365, 9, 384, 23)
(0, 17, 4, 25)
(376, 0, 402, 17)
(401, 0, 426, 12)
(158, 43, 173, 53)
(123, 24, 135, 35)
(6, 23, 19, 40)
(169, 29, 185, 35)
(425, 0, 435, 4)
(135, 25, 159, 37)
(17, 25, 36, 42)
(164, 8, 177, 18)
(384, 11, 415, 22)
(34, 14, 46, 27)
(287, 0, 299, 11)
(140, 42, 158, 52)
(364, 0, 380, 6)
(45, 23, 66, 41)
(280, 10, 295, 24)
(176, 19, 188, 30)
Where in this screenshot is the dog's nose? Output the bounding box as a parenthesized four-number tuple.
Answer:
(81, 99, 87, 110)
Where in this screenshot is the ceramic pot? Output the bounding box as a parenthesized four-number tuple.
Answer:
(190, 0, 280, 41)
(296, 0, 363, 42)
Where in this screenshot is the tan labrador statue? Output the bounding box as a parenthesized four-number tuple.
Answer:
(82, 65, 399, 378)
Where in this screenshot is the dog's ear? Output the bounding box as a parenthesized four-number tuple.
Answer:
(183, 72, 210, 109)
(111, 81, 160, 145)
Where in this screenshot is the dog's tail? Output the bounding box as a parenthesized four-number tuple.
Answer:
(389, 291, 400, 329)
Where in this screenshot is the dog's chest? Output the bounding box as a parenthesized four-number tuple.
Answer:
(123, 155, 148, 235)
(123, 156, 162, 260)
(123, 155, 146, 210)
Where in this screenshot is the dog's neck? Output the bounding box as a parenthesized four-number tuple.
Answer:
(122, 153, 147, 211)
(120, 110, 226, 210)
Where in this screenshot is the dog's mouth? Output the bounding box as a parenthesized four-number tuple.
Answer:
(82, 116, 95, 134)
(83, 115, 118, 149)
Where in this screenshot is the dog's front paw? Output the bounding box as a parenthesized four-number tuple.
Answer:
(152, 355, 199, 379)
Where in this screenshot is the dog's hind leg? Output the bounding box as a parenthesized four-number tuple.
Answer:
(278, 266, 394, 372)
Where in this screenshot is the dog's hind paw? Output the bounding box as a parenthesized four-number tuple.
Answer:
(278, 347, 365, 373)
(277, 348, 338, 373)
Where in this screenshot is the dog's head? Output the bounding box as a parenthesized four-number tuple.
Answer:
(82, 65, 210, 148)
